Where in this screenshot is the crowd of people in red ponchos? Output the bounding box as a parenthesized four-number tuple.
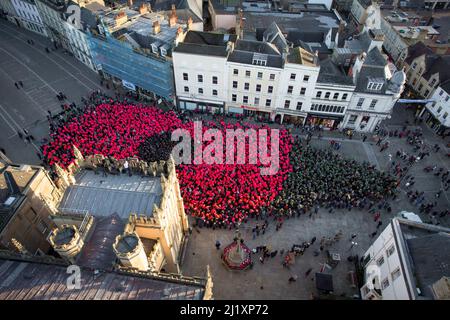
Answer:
(43, 93, 292, 226)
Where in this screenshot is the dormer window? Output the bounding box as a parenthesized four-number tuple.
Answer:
(252, 53, 267, 66)
(367, 80, 383, 91)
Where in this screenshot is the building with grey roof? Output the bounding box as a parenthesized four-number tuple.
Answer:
(0, 160, 59, 256)
(0, 252, 212, 300)
(361, 218, 450, 300)
(85, 3, 197, 100)
(403, 41, 450, 100)
(52, 151, 191, 275)
(341, 46, 406, 132)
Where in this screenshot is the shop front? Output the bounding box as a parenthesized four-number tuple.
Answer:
(178, 98, 225, 114)
(240, 106, 272, 122)
(278, 109, 308, 125)
(306, 113, 343, 130)
(422, 109, 449, 135)
(227, 106, 245, 115)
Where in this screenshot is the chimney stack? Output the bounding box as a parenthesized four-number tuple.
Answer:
(153, 20, 161, 34)
(169, 4, 177, 27)
(187, 16, 193, 30)
(114, 11, 128, 27)
(139, 3, 148, 14)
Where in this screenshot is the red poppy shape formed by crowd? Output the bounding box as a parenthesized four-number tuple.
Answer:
(43, 103, 293, 224)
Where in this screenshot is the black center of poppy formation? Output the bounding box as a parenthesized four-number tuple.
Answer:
(138, 131, 177, 162)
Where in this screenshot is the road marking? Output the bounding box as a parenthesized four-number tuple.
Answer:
(0, 63, 48, 116)
(0, 24, 102, 91)
(0, 105, 19, 134)
(0, 47, 59, 95)
(0, 103, 42, 153)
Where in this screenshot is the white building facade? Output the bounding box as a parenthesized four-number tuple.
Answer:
(420, 83, 450, 135)
(35, 0, 68, 48)
(0, 0, 19, 23)
(173, 29, 322, 125)
(361, 218, 450, 300)
(380, 17, 409, 65)
(174, 48, 229, 114)
(63, 17, 97, 71)
(11, 0, 47, 35)
(342, 49, 406, 132)
(173, 27, 404, 132)
(310, 59, 355, 129)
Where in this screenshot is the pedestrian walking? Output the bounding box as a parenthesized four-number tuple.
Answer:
(370, 231, 377, 238)
(376, 221, 382, 229)
(215, 240, 221, 250)
(311, 236, 316, 244)
(305, 268, 313, 277)
(362, 135, 367, 142)
(14, 82, 19, 89)
(350, 233, 357, 241)
(288, 275, 298, 283)
(374, 212, 381, 222)
(18, 81, 23, 88)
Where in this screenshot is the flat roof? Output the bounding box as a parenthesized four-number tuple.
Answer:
(242, 10, 340, 39)
(396, 219, 450, 299)
(58, 170, 162, 219)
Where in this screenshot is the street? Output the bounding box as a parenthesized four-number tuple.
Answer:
(0, 19, 105, 164)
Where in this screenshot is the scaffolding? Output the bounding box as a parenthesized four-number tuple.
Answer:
(87, 33, 174, 100)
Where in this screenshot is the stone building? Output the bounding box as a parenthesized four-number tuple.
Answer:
(0, 250, 213, 299)
(52, 147, 190, 274)
(0, 160, 60, 255)
(403, 41, 450, 100)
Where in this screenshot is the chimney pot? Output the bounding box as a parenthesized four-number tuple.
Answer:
(139, 3, 148, 14)
(153, 20, 161, 34)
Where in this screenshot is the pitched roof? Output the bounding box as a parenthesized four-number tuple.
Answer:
(355, 65, 387, 94)
(422, 55, 450, 82)
(364, 47, 387, 67)
(440, 79, 450, 94)
(317, 58, 354, 86)
(406, 233, 450, 299)
(58, 170, 162, 219)
(0, 257, 207, 300)
(227, 40, 283, 68)
(174, 31, 236, 57)
(405, 41, 434, 65)
(357, 0, 373, 9)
